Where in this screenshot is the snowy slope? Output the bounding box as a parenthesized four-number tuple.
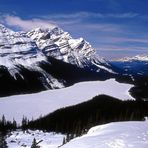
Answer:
(6, 120, 148, 148)
(0, 24, 66, 90)
(0, 24, 45, 72)
(6, 130, 65, 148)
(0, 79, 133, 124)
(62, 120, 148, 148)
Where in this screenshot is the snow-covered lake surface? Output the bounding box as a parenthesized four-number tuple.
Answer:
(0, 79, 133, 123)
(62, 120, 148, 148)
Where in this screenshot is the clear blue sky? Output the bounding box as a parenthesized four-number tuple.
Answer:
(0, 0, 148, 59)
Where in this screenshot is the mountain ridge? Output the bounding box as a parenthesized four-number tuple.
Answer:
(114, 55, 148, 62)
(0, 24, 114, 73)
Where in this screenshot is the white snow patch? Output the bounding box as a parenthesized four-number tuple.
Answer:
(92, 61, 116, 74)
(0, 79, 134, 124)
(6, 130, 65, 148)
(62, 121, 148, 148)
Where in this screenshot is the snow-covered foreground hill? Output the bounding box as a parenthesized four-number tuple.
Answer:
(62, 120, 148, 148)
(0, 79, 133, 123)
(6, 120, 148, 148)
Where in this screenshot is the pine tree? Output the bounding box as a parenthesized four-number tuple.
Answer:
(12, 119, 17, 129)
(0, 133, 8, 148)
(31, 138, 40, 148)
(22, 116, 28, 130)
(2, 115, 6, 126)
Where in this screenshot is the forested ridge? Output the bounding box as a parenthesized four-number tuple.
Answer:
(23, 95, 148, 136)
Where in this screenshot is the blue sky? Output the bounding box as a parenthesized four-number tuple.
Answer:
(0, 0, 148, 59)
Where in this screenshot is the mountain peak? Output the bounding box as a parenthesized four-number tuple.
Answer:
(27, 25, 99, 67)
(0, 24, 114, 79)
(0, 24, 109, 69)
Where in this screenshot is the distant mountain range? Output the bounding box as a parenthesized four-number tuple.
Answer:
(110, 55, 148, 100)
(110, 55, 148, 80)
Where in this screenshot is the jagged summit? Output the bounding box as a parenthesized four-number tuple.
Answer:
(0, 24, 116, 73)
(27, 26, 98, 67)
(27, 25, 113, 74)
(0, 24, 109, 68)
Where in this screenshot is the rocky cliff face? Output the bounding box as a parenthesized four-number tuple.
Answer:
(0, 24, 46, 78)
(27, 27, 109, 68)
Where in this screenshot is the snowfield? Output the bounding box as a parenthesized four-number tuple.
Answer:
(6, 130, 65, 148)
(6, 120, 148, 148)
(62, 120, 148, 148)
(0, 79, 133, 123)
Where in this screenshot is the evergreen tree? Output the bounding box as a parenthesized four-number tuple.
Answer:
(22, 116, 28, 130)
(12, 118, 17, 129)
(31, 138, 40, 148)
(2, 115, 6, 126)
(0, 133, 8, 148)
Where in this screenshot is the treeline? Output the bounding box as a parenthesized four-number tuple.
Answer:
(116, 74, 148, 101)
(23, 95, 148, 136)
(0, 132, 8, 148)
(0, 116, 17, 148)
(0, 115, 17, 132)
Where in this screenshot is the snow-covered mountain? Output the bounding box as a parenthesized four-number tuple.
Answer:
(110, 55, 148, 78)
(116, 55, 148, 62)
(0, 23, 115, 75)
(27, 26, 110, 69)
(0, 24, 67, 93)
(27, 26, 115, 74)
(0, 24, 115, 96)
(0, 24, 46, 78)
(109, 55, 148, 100)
